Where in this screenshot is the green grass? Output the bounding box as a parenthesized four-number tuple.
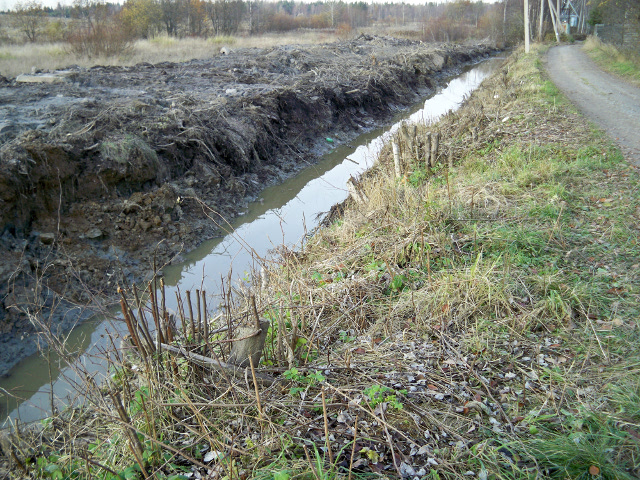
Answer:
(583, 36, 640, 87)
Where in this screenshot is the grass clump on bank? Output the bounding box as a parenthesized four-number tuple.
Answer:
(583, 36, 640, 87)
(3, 45, 639, 479)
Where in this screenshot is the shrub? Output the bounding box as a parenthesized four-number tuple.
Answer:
(335, 22, 352, 40)
(67, 21, 132, 57)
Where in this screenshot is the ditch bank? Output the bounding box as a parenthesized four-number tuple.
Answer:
(0, 35, 495, 376)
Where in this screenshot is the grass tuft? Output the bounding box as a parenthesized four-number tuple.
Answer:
(583, 36, 640, 87)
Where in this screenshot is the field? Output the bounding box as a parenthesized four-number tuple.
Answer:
(0, 31, 345, 79)
(2, 44, 638, 479)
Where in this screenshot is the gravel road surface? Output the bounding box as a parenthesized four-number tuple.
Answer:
(546, 44, 640, 165)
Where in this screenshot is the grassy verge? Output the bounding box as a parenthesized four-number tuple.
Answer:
(5, 45, 640, 479)
(583, 36, 640, 87)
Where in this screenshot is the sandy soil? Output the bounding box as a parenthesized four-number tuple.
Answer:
(546, 44, 640, 165)
(0, 36, 495, 376)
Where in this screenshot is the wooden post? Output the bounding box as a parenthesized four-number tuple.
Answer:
(448, 149, 453, 169)
(425, 132, 432, 167)
(228, 320, 270, 369)
(346, 177, 366, 205)
(392, 142, 402, 178)
(431, 132, 440, 165)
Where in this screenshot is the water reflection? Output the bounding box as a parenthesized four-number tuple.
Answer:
(0, 57, 501, 426)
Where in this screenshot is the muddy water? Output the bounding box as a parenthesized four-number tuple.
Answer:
(0, 57, 501, 426)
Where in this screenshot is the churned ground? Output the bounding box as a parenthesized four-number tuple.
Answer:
(2, 44, 640, 480)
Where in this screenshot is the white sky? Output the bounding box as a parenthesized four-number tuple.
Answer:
(1, 0, 463, 13)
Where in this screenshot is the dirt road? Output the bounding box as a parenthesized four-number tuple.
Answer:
(546, 44, 640, 164)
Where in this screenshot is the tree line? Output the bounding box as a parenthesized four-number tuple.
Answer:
(3, 0, 638, 52)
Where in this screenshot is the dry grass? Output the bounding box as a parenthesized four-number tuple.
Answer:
(0, 31, 341, 79)
(2, 45, 640, 480)
(583, 36, 640, 87)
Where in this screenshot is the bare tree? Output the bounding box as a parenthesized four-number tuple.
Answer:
(206, 0, 244, 36)
(537, 0, 545, 40)
(524, 0, 530, 51)
(12, 0, 46, 42)
(160, 0, 184, 36)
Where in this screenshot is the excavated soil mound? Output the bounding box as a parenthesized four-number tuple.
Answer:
(0, 35, 495, 375)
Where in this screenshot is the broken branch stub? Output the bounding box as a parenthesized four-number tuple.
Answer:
(425, 132, 432, 167)
(431, 132, 440, 165)
(228, 319, 270, 368)
(392, 142, 402, 178)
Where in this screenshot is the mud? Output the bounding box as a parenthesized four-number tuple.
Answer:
(0, 35, 495, 376)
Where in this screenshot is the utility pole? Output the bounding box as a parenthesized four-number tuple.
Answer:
(525, 0, 530, 52)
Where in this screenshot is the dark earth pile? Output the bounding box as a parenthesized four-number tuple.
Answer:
(0, 35, 495, 375)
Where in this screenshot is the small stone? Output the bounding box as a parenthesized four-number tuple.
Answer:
(85, 228, 103, 239)
(40, 233, 55, 245)
(399, 462, 416, 477)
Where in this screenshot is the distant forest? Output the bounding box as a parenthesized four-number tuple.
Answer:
(2, 0, 637, 52)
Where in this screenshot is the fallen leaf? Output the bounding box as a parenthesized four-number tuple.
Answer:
(353, 347, 366, 354)
(474, 393, 482, 402)
(361, 447, 379, 464)
(204, 451, 226, 462)
(607, 287, 626, 295)
(589, 465, 600, 476)
(427, 384, 438, 390)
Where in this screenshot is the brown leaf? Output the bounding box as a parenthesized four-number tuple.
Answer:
(607, 287, 625, 295)
(589, 465, 600, 476)
(513, 416, 525, 423)
(463, 407, 469, 415)
(353, 347, 366, 354)
(427, 384, 438, 390)
(474, 393, 482, 402)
